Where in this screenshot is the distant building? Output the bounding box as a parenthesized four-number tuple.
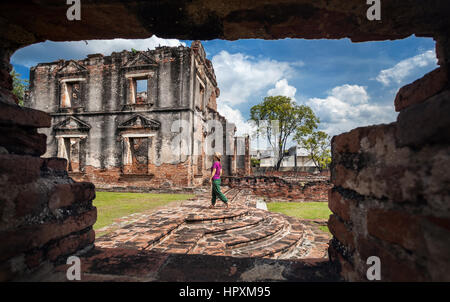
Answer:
(258, 146, 316, 171)
(251, 149, 274, 160)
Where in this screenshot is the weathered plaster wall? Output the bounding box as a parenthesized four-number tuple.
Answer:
(26, 42, 246, 189)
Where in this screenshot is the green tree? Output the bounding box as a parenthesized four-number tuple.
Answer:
(250, 96, 319, 170)
(298, 131, 331, 172)
(251, 158, 260, 167)
(11, 69, 29, 106)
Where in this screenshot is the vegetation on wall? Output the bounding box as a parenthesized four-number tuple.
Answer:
(11, 69, 29, 106)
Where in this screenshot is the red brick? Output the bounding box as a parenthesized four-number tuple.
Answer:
(0, 208, 97, 262)
(332, 124, 396, 156)
(328, 189, 352, 221)
(14, 187, 47, 218)
(394, 67, 449, 112)
(331, 164, 357, 188)
(332, 127, 367, 154)
(396, 90, 450, 147)
(0, 102, 51, 128)
(60, 248, 170, 278)
(0, 154, 42, 184)
(71, 182, 96, 203)
(48, 184, 75, 210)
(357, 235, 427, 282)
(41, 157, 68, 172)
(0, 125, 47, 156)
(367, 208, 424, 252)
(47, 229, 95, 261)
(328, 214, 354, 250)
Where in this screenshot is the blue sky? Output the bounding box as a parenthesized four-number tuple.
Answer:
(11, 35, 437, 146)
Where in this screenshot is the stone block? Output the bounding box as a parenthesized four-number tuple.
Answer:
(331, 126, 369, 154)
(367, 208, 424, 253)
(0, 154, 42, 184)
(0, 102, 51, 128)
(48, 184, 74, 210)
(396, 90, 450, 147)
(47, 182, 92, 211)
(47, 228, 95, 261)
(0, 125, 47, 156)
(328, 214, 354, 251)
(41, 157, 68, 172)
(356, 235, 427, 282)
(328, 188, 352, 221)
(0, 208, 97, 262)
(394, 67, 448, 112)
(71, 182, 96, 203)
(14, 185, 48, 218)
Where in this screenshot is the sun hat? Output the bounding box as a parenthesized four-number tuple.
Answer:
(214, 152, 222, 159)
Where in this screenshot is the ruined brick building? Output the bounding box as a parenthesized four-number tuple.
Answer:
(25, 41, 251, 189)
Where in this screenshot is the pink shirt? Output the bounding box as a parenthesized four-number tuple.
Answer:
(211, 161, 221, 180)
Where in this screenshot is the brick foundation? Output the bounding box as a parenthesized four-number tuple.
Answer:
(70, 161, 194, 190)
(0, 154, 97, 281)
(260, 170, 330, 178)
(222, 175, 331, 202)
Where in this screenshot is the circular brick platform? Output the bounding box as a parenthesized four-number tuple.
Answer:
(95, 188, 330, 259)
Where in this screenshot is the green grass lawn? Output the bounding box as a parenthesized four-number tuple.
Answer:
(267, 202, 332, 233)
(93, 192, 194, 231)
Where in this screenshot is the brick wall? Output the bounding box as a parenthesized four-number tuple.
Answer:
(328, 50, 450, 281)
(261, 170, 330, 178)
(222, 175, 331, 202)
(71, 161, 193, 189)
(0, 52, 97, 280)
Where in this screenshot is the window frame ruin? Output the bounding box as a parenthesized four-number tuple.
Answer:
(117, 115, 161, 177)
(121, 133, 155, 175)
(58, 77, 86, 111)
(124, 71, 155, 108)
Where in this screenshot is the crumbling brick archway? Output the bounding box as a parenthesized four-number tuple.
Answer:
(0, 0, 449, 281)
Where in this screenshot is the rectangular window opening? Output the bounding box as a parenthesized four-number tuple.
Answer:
(135, 79, 148, 104)
(61, 81, 82, 108)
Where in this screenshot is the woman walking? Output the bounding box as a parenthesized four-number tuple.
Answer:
(209, 152, 229, 209)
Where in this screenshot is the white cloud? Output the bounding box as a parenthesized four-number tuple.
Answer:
(306, 84, 396, 136)
(267, 79, 297, 100)
(212, 51, 299, 140)
(291, 61, 305, 67)
(217, 103, 256, 137)
(212, 51, 295, 106)
(376, 49, 437, 86)
(328, 84, 369, 105)
(12, 35, 186, 68)
(217, 103, 272, 151)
